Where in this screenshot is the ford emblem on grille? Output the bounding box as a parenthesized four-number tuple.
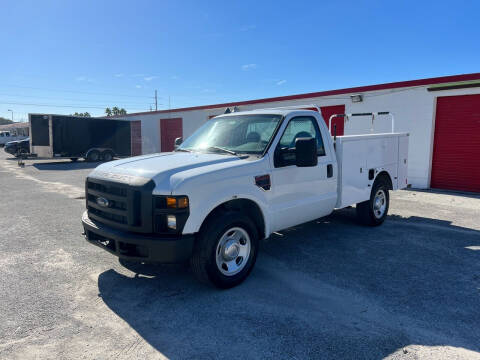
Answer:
(96, 197, 110, 208)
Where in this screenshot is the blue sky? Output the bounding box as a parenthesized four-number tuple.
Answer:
(1, 0, 479, 120)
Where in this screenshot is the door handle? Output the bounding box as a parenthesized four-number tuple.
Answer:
(327, 164, 333, 178)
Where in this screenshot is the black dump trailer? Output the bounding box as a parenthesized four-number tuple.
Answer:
(29, 114, 133, 161)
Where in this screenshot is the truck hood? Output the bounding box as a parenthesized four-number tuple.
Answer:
(88, 152, 248, 187)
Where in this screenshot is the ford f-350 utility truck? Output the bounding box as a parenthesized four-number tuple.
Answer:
(82, 107, 408, 288)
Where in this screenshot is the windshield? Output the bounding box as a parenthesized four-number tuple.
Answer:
(178, 114, 282, 155)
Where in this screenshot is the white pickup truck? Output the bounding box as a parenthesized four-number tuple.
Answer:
(82, 107, 408, 288)
(0, 131, 27, 146)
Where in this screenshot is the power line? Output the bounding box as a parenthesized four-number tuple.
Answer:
(0, 93, 152, 107)
(0, 101, 151, 111)
(2, 84, 156, 99)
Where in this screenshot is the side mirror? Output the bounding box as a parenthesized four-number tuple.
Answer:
(295, 137, 317, 167)
(174, 137, 183, 149)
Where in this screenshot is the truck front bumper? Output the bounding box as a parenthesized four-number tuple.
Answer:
(82, 211, 195, 263)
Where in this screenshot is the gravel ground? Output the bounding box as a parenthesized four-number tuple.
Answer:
(0, 152, 479, 360)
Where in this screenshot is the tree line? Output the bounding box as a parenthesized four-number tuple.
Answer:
(70, 107, 127, 118)
(0, 117, 13, 125)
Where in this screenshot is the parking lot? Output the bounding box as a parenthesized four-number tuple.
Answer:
(0, 151, 479, 360)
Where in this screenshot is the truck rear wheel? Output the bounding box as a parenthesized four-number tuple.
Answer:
(190, 211, 259, 289)
(356, 179, 390, 226)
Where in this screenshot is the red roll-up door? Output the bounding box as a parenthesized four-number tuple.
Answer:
(160, 117, 183, 152)
(320, 105, 345, 136)
(431, 94, 480, 193)
(130, 120, 142, 156)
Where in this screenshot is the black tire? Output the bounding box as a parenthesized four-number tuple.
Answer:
(190, 211, 259, 289)
(102, 150, 114, 162)
(70, 158, 78, 162)
(356, 178, 390, 226)
(86, 150, 100, 162)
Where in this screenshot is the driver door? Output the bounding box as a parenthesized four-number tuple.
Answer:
(269, 115, 337, 232)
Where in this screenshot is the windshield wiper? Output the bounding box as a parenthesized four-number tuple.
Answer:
(175, 148, 192, 152)
(205, 146, 238, 156)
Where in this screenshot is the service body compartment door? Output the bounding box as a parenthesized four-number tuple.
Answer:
(335, 138, 369, 208)
(397, 135, 409, 189)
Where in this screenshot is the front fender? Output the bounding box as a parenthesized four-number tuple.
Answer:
(181, 183, 271, 238)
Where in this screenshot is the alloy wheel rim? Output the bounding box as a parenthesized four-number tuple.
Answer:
(215, 227, 251, 276)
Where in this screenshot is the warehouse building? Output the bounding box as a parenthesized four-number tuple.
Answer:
(0, 122, 30, 137)
(115, 73, 480, 193)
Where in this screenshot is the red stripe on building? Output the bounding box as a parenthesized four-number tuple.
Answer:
(111, 73, 480, 118)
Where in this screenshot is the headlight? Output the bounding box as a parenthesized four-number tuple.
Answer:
(167, 215, 177, 230)
(153, 195, 189, 234)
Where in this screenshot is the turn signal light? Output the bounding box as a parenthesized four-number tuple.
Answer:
(166, 196, 189, 209)
(177, 197, 189, 209)
(166, 197, 177, 208)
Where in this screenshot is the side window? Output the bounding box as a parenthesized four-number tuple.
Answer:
(275, 116, 326, 167)
(277, 116, 325, 154)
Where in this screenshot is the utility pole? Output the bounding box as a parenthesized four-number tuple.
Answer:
(7, 109, 13, 121)
(155, 90, 158, 111)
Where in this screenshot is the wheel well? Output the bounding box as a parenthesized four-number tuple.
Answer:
(200, 199, 266, 239)
(375, 171, 393, 190)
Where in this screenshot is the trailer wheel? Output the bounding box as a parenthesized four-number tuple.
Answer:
(16, 148, 28, 158)
(102, 150, 114, 162)
(86, 150, 100, 162)
(190, 211, 259, 289)
(356, 178, 390, 226)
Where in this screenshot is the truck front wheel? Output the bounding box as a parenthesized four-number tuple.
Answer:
(190, 211, 259, 289)
(356, 179, 390, 226)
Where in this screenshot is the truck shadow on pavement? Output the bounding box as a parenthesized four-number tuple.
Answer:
(32, 161, 101, 171)
(97, 208, 480, 359)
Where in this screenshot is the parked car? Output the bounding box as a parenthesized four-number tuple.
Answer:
(4, 138, 30, 157)
(82, 107, 408, 288)
(0, 131, 27, 146)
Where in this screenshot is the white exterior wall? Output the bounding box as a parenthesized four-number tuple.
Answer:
(119, 86, 480, 189)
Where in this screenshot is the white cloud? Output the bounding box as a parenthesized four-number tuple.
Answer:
(241, 63, 257, 71)
(75, 76, 94, 83)
(135, 85, 142, 88)
(171, 75, 179, 80)
(144, 76, 157, 82)
(276, 80, 287, 85)
(240, 25, 256, 32)
(114, 73, 124, 78)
